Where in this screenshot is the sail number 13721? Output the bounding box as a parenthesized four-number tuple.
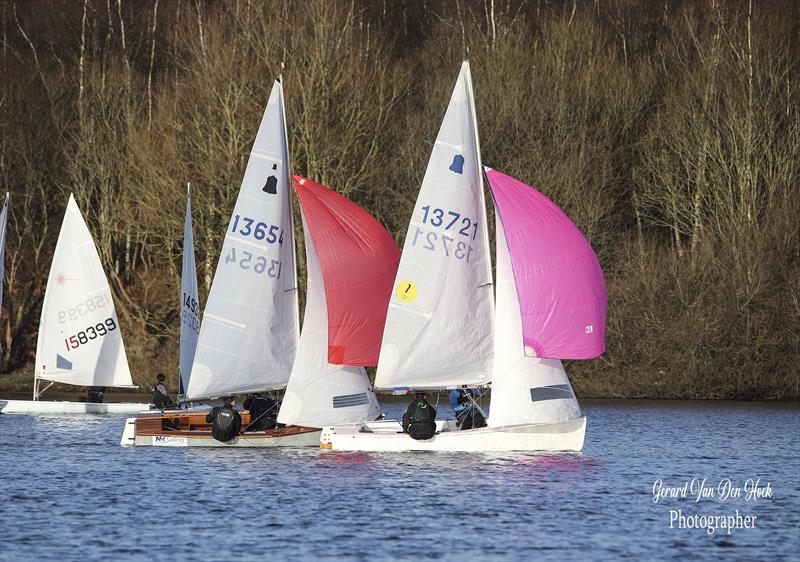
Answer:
(420, 206, 478, 239)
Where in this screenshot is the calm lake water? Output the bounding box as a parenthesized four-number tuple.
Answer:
(1, 399, 798, 561)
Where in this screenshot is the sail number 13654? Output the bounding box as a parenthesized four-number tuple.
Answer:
(230, 215, 283, 244)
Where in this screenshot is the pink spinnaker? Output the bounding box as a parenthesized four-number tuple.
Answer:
(486, 168, 607, 360)
(293, 176, 401, 366)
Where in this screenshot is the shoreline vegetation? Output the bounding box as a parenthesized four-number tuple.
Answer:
(0, 1, 797, 400)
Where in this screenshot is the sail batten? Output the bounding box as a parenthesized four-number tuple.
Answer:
(186, 80, 299, 400)
(34, 195, 133, 388)
(375, 61, 494, 390)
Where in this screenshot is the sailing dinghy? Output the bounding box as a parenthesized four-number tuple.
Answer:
(122, 80, 398, 446)
(0, 195, 149, 414)
(321, 61, 607, 452)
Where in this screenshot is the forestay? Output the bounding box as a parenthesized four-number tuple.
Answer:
(376, 61, 494, 390)
(278, 180, 390, 426)
(488, 212, 582, 428)
(486, 168, 607, 360)
(34, 195, 133, 388)
(186, 79, 299, 400)
(179, 185, 200, 395)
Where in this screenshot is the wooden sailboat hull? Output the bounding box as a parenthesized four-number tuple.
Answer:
(120, 410, 320, 447)
(0, 399, 150, 415)
(321, 416, 587, 452)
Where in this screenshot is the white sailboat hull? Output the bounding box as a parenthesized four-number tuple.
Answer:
(321, 417, 586, 452)
(0, 399, 150, 415)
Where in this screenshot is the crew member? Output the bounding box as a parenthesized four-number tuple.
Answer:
(152, 373, 175, 409)
(449, 388, 487, 430)
(402, 392, 437, 440)
(243, 393, 278, 431)
(87, 386, 105, 403)
(205, 396, 243, 443)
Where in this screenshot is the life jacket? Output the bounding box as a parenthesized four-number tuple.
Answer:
(407, 400, 436, 440)
(247, 396, 277, 431)
(152, 388, 168, 409)
(211, 407, 241, 442)
(152, 384, 175, 409)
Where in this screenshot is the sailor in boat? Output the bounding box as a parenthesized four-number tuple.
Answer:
(206, 396, 243, 443)
(151, 373, 176, 410)
(449, 389, 487, 430)
(86, 386, 105, 404)
(401, 392, 437, 440)
(243, 393, 278, 431)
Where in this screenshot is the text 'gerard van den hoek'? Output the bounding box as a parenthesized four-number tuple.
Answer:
(652, 478, 773, 504)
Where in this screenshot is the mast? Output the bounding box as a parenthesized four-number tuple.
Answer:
(464, 61, 495, 320)
(277, 73, 300, 352)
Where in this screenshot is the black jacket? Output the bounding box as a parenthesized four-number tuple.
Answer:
(152, 383, 175, 409)
(206, 406, 242, 442)
(243, 395, 278, 431)
(402, 399, 437, 440)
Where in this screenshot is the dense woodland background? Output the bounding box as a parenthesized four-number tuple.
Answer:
(0, 0, 797, 399)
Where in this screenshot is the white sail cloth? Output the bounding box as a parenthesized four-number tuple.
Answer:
(488, 213, 582, 427)
(34, 195, 133, 388)
(277, 216, 381, 427)
(376, 61, 494, 390)
(179, 185, 200, 395)
(186, 80, 299, 399)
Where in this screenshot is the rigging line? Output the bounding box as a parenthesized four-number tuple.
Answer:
(465, 389, 489, 419)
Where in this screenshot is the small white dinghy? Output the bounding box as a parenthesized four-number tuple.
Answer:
(322, 62, 607, 452)
(0, 195, 149, 415)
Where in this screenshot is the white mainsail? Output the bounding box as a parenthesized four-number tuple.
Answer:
(34, 194, 133, 388)
(277, 215, 381, 427)
(186, 79, 299, 400)
(179, 185, 200, 395)
(375, 61, 494, 389)
(0, 193, 8, 311)
(488, 211, 582, 428)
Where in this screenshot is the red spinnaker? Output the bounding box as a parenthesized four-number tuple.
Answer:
(293, 176, 400, 366)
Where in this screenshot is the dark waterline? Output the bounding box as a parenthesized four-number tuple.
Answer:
(1, 400, 798, 561)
